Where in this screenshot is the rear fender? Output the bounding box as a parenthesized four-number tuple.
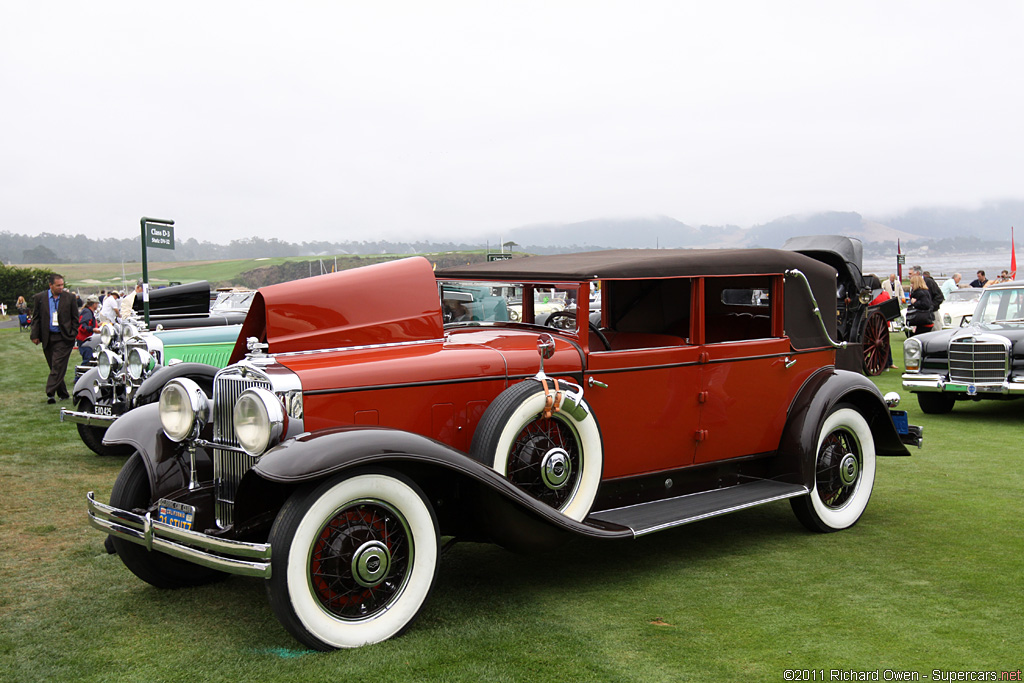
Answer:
(234, 426, 632, 545)
(777, 368, 910, 488)
(101, 403, 212, 500)
(136, 363, 218, 405)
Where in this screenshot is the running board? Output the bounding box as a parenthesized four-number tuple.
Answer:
(586, 480, 809, 537)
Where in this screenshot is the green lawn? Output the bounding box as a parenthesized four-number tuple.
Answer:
(0, 330, 1020, 682)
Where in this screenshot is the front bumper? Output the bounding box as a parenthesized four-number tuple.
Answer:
(87, 492, 272, 578)
(902, 373, 1024, 396)
(60, 408, 117, 427)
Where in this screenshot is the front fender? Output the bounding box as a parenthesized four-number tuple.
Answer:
(136, 362, 219, 405)
(778, 367, 910, 488)
(73, 367, 101, 403)
(236, 426, 631, 542)
(102, 403, 207, 500)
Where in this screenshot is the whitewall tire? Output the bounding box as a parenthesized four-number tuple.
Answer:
(267, 469, 439, 650)
(791, 407, 876, 533)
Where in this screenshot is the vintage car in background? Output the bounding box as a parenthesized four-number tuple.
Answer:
(939, 287, 983, 329)
(902, 279, 1024, 413)
(62, 319, 241, 456)
(132, 281, 252, 329)
(784, 236, 902, 376)
(88, 251, 918, 651)
(899, 285, 981, 335)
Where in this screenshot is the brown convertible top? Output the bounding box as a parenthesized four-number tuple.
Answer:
(438, 249, 839, 350)
(437, 248, 835, 282)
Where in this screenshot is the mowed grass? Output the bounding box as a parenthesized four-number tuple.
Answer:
(0, 329, 1020, 682)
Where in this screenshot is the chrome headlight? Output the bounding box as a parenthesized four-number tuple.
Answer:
(100, 324, 116, 346)
(97, 349, 120, 380)
(159, 378, 210, 442)
(121, 322, 139, 340)
(233, 387, 286, 456)
(127, 348, 157, 380)
(903, 337, 922, 372)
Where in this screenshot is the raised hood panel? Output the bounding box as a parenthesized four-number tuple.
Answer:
(229, 257, 443, 362)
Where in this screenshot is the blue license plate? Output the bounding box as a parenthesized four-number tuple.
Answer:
(158, 499, 195, 530)
(889, 410, 909, 435)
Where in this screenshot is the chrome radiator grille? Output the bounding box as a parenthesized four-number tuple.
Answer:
(948, 340, 1008, 384)
(213, 372, 271, 528)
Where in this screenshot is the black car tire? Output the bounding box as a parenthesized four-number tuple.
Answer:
(76, 397, 133, 457)
(917, 393, 956, 414)
(791, 405, 876, 533)
(109, 452, 226, 588)
(470, 379, 602, 521)
(266, 469, 439, 650)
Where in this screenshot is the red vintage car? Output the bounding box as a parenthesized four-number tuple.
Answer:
(87, 250, 920, 650)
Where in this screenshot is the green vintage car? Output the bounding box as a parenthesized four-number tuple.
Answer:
(61, 321, 242, 456)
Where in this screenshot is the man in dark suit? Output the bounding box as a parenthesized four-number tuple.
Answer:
(30, 273, 79, 403)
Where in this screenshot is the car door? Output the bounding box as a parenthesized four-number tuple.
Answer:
(583, 277, 702, 478)
(694, 275, 793, 463)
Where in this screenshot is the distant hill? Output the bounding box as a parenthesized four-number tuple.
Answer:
(2, 200, 1019, 264)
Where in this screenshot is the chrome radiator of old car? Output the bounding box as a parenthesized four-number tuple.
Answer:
(212, 371, 271, 527)
(948, 338, 1008, 385)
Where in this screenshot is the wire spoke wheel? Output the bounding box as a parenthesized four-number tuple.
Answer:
(815, 429, 861, 509)
(506, 415, 581, 509)
(862, 311, 890, 376)
(309, 501, 411, 621)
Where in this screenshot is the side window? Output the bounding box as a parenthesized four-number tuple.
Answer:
(704, 276, 775, 343)
(601, 278, 692, 349)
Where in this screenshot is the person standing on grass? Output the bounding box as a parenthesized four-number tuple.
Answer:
(77, 295, 101, 363)
(30, 273, 79, 403)
(99, 290, 120, 324)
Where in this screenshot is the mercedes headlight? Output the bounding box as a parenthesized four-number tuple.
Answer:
(97, 349, 120, 380)
(127, 348, 157, 380)
(233, 388, 286, 456)
(903, 337, 922, 372)
(159, 378, 210, 442)
(100, 324, 116, 346)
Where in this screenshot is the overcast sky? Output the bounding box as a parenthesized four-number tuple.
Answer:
(2, 1, 1022, 245)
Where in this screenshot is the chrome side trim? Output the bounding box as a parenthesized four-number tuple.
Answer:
(269, 337, 446, 359)
(87, 492, 271, 578)
(60, 408, 117, 426)
(784, 269, 848, 349)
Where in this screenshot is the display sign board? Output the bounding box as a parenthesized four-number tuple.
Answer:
(896, 254, 905, 264)
(144, 221, 175, 250)
(487, 253, 513, 262)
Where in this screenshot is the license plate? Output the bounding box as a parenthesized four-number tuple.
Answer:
(889, 410, 909, 435)
(158, 499, 195, 530)
(93, 404, 114, 416)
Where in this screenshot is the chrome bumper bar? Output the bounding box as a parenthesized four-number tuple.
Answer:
(60, 408, 117, 427)
(902, 373, 1024, 395)
(87, 492, 272, 578)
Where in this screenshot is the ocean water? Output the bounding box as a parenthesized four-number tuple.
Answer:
(863, 251, 1016, 281)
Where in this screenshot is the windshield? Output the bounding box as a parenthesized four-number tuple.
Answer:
(437, 280, 577, 324)
(975, 287, 1024, 323)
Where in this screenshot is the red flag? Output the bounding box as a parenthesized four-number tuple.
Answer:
(1011, 227, 1017, 280)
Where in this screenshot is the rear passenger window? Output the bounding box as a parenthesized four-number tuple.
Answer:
(705, 277, 775, 343)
